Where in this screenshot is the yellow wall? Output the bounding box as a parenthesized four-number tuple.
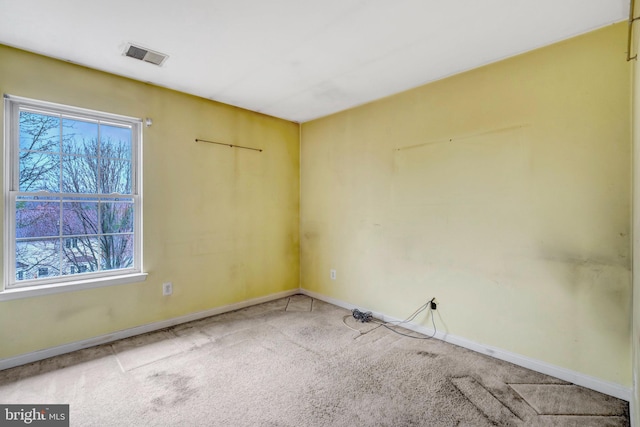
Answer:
(0, 45, 300, 358)
(301, 23, 631, 386)
(632, 1, 640, 422)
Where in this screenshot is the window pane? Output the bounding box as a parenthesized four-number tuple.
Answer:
(62, 236, 99, 275)
(101, 124, 131, 160)
(62, 118, 98, 157)
(101, 200, 134, 234)
(100, 234, 133, 271)
(100, 159, 131, 194)
(62, 201, 98, 235)
(16, 238, 61, 281)
(62, 154, 98, 193)
(19, 151, 60, 192)
(16, 201, 59, 238)
(19, 111, 60, 152)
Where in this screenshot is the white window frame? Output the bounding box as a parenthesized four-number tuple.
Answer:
(2, 95, 146, 301)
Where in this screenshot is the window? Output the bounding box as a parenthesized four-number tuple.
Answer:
(4, 95, 142, 291)
(64, 237, 78, 249)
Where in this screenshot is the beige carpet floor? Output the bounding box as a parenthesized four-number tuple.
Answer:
(0, 295, 630, 426)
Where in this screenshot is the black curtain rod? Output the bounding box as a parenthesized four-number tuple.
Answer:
(628, 0, 639, 61)
(195, 138, 262, 152)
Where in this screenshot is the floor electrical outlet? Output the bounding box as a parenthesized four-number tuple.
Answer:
(163, 282, 173, 296)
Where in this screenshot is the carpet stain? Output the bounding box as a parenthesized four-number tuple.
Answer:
(416, 351, 439, 358)
(147, 371, 198, 407)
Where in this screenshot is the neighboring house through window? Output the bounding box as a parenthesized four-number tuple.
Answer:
(3, 95, 143, 291)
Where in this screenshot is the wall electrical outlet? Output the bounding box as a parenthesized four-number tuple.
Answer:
(163, 282, 173, 296)
(330, 269, 336, 280)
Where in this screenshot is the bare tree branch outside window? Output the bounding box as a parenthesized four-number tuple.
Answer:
(14, 111, 134, 282)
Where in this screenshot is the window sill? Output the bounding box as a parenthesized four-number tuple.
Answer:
(0, 273, 148, 301)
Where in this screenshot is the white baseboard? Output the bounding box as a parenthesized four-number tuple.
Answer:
(299, 288, 632, 402)
(0, 288, 300, 371)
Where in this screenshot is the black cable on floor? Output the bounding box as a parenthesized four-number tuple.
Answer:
(352, 309, 373, 323)
(344, 298, 437, 340)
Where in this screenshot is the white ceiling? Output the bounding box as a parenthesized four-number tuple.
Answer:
(0, 0, 629, 123)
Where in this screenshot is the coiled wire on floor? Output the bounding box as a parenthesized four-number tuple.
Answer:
(342, 299, 437, 340)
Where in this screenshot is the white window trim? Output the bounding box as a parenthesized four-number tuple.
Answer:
(0, 273, 148, 301)
(2, 94, 146, 298)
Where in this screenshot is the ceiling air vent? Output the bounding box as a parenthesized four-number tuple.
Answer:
(123, 43, 168, 66)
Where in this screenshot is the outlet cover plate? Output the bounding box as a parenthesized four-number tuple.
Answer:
(163, 282, 173, 296)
